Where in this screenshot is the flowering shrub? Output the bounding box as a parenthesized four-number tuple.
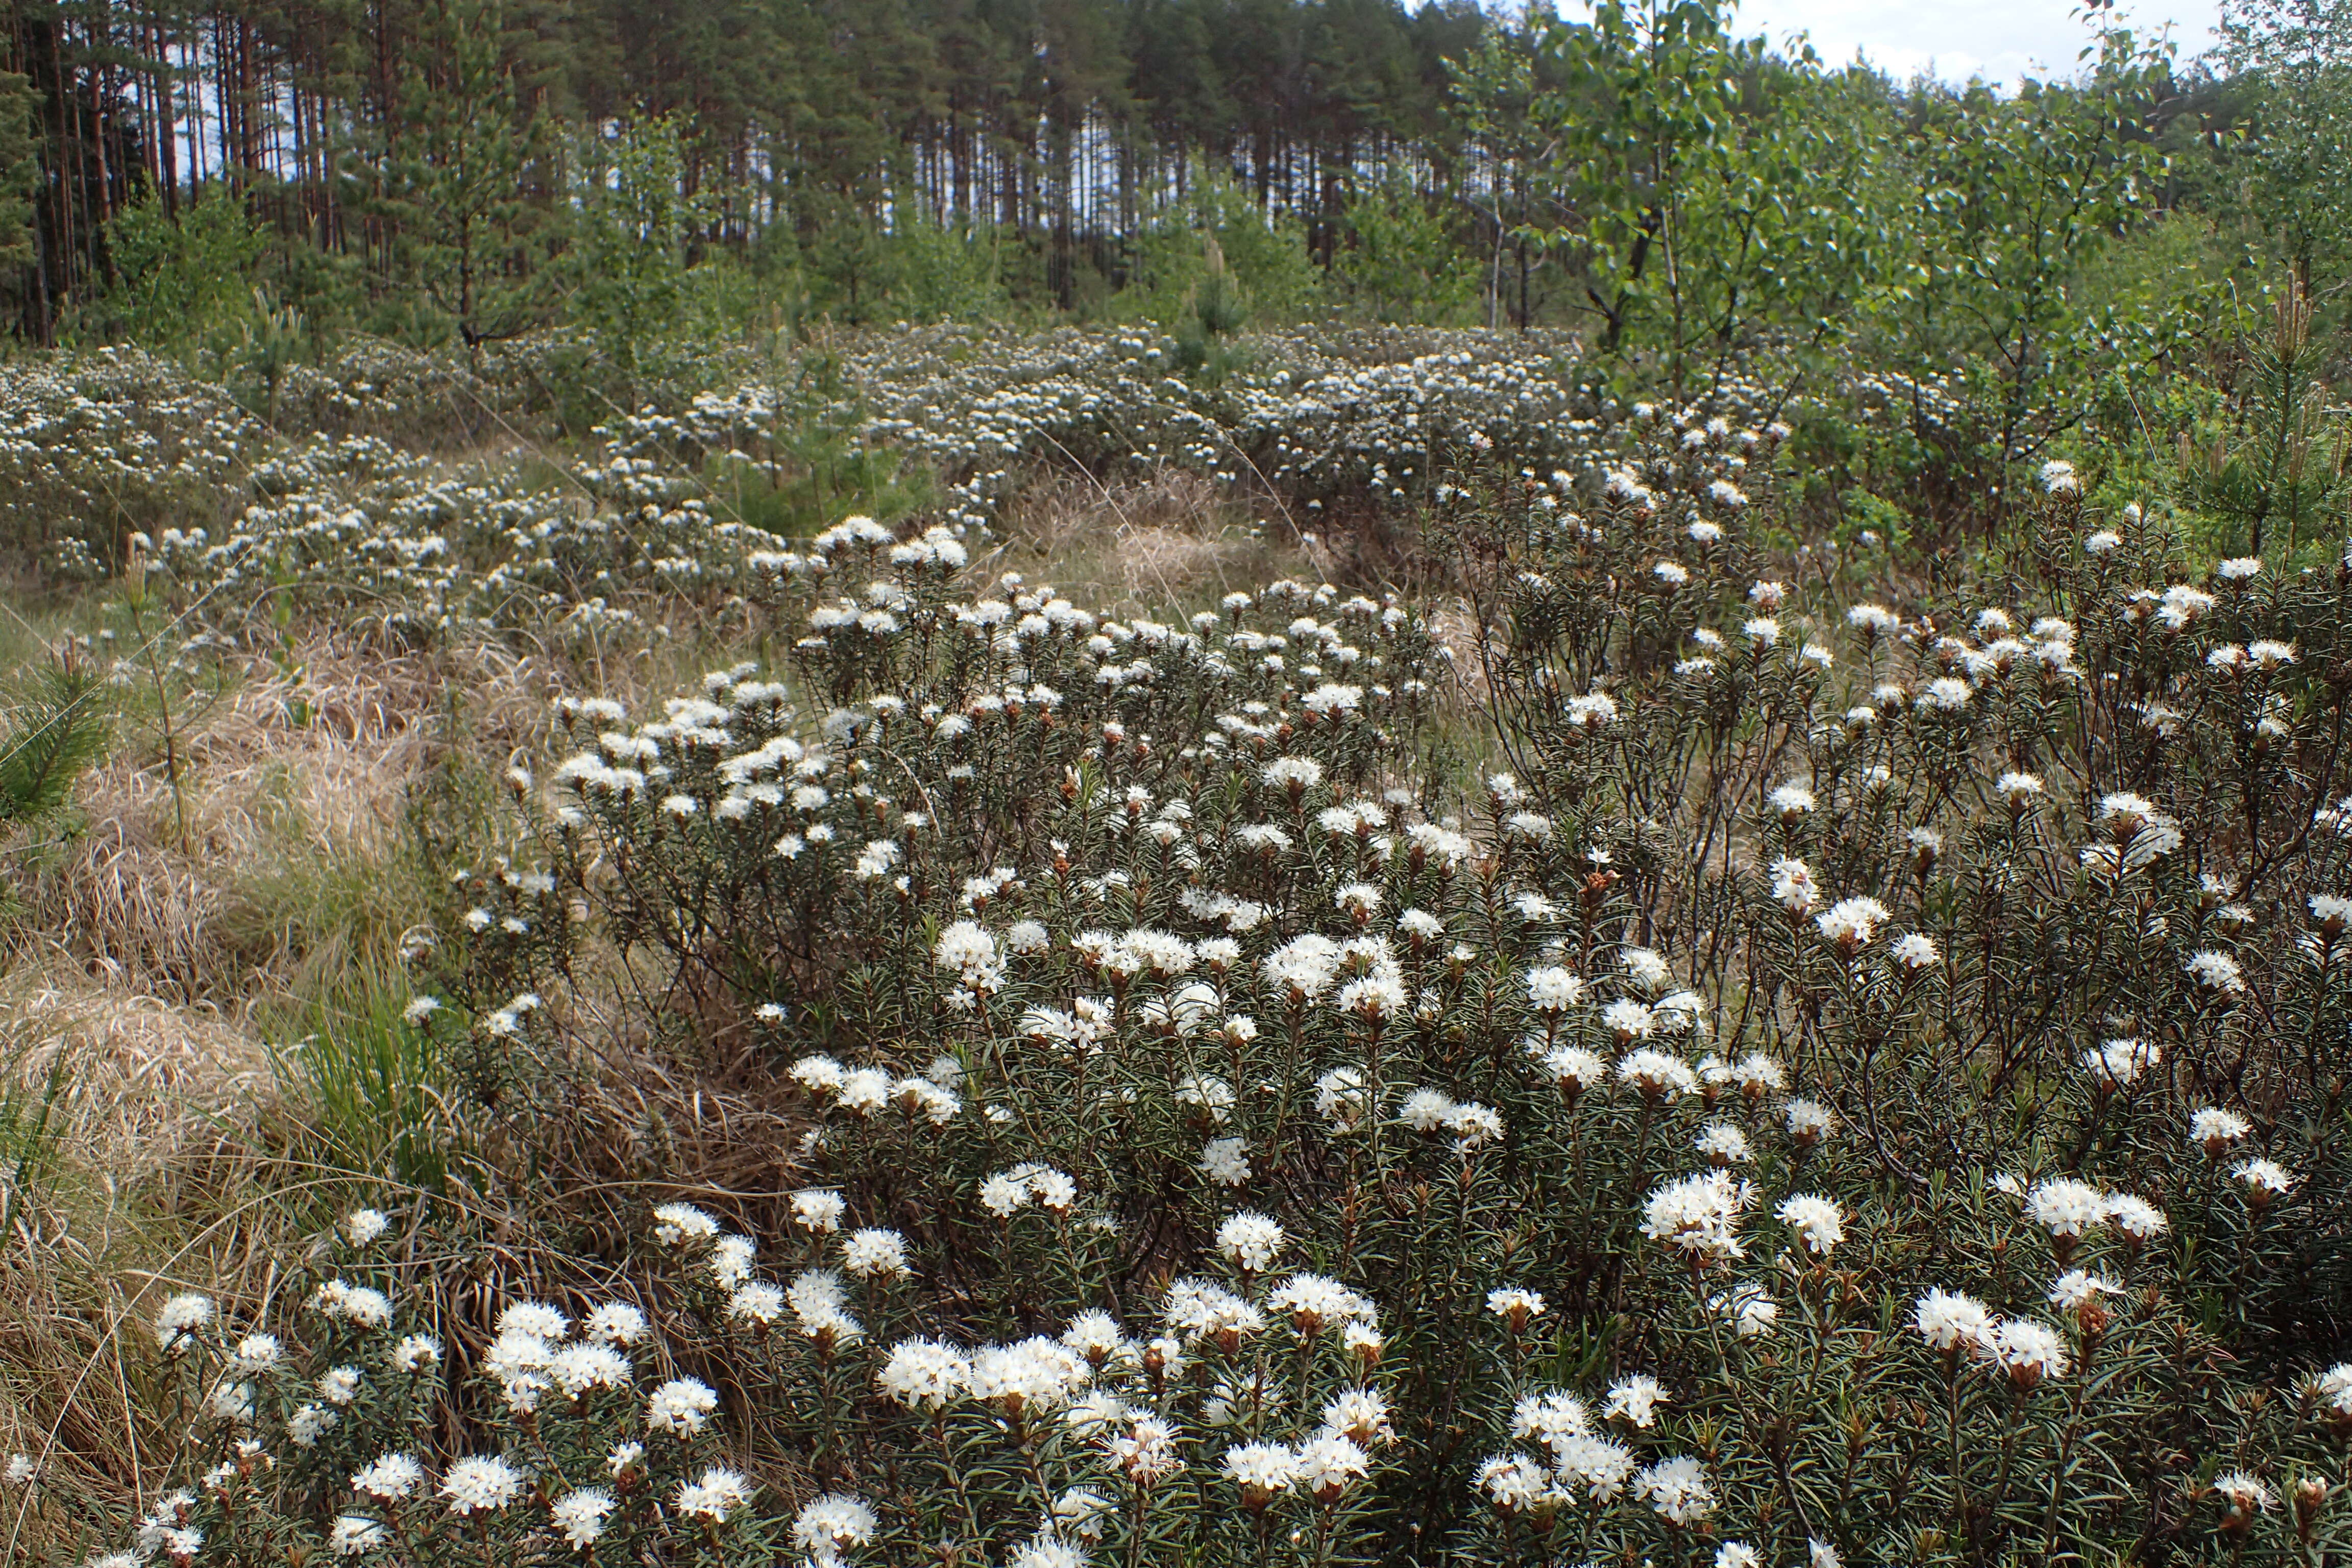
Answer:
(30, 371, 2352, 1566)
(0, 349, 263, 575)
(140, 433, 792, 645)
(0, 347, 804, 650)
(654, 323, 1614, 532)
(3, 327, 1712, 635)
(81, 1212, 794, 1567)
(321, 425, 2352, 1565)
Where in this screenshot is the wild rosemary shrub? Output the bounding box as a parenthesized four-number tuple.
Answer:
(86, 1217, 795, 1568)
(58, 408, 2352, 1568)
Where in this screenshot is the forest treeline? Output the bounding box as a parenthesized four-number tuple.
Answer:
(8, 0, 1476, 341)
(0, 0, 2345, 362)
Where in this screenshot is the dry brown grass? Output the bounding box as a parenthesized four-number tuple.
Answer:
(1426, 594, 1494, 703)
(18, 634, 550, 1011)
(993, 467, 1318, 619)
(0, 964, 288, 1549)
(2, 968, 272, 1157)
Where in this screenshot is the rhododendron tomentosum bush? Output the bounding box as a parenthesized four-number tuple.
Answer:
(8, 330, 1765, 650)
(54, 398, 2352, 1567)
(86, 1216, 791, 1568)
(431, 555, 1444, 1030)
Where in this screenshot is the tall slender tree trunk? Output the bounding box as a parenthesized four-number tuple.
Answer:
(155, 17, 179, 215)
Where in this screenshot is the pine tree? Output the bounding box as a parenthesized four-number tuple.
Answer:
(0, 70, 37, 272)
(370, 0, 563, 350)
(2180, 284, 2351, 561)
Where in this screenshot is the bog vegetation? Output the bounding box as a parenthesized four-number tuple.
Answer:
(2, 1, 2352, 1566)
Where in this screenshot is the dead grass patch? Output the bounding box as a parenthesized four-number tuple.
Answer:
(0, 965, 286, 1547)
(993, 467, 1316, 618)
(15, 635, 551, 1011)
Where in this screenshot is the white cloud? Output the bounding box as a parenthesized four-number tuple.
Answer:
(1728, 0, 2221, 87)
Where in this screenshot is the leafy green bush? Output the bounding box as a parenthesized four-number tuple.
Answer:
(1126, 175, 1327, 331)
(95, 199, 272, 354)
(1335, 173, 1481, 328)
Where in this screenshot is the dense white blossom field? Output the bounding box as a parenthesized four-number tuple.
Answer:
(0, 329, 2347, 1568)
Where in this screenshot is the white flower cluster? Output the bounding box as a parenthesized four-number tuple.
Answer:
(95, 1208, 775, 1566)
